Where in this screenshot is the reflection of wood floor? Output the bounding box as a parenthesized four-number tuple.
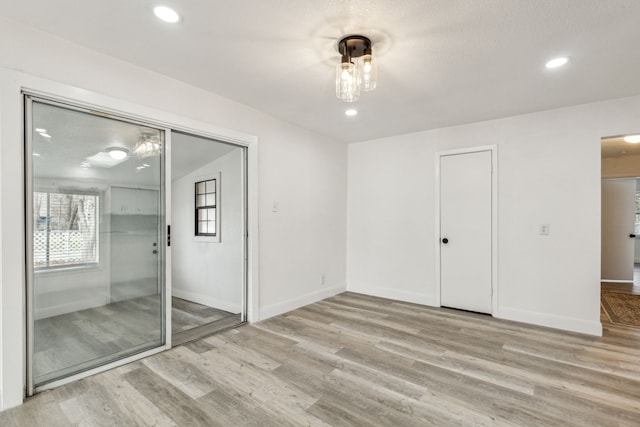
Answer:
(34, 295, 162, 385)
(171, 297, 234, 334)
(34, 296, 236, 385)
(10, 292, 640, 425)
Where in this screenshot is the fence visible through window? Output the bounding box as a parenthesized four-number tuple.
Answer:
(33, 192, 99, 268)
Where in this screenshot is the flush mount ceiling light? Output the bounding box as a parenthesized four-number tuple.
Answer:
(153, 6, 180, 23)
(133, 133, 162, 158)
(624, 134, 640, 143)
(345, 109, 358, 116)
(545, 56, 569, 69)
(336, 35, 377, 102)
(106, 147, 129, 160)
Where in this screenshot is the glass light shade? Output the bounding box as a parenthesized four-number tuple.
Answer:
(360, 54, 377, 91)
(133, 136, 162, 158)
(336, 61, 360, 102)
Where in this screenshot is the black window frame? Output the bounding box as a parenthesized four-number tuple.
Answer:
(195, 178, 217, 237)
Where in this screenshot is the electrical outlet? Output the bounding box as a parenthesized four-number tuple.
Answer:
(539, 224, 550, 235)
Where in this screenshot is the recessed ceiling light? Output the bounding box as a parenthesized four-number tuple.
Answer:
(545, 56, 569, 69)
(345, 109, 358, 116)
(624, 134, 640, 143)
(107, 147, 129, 160)
(154, 6, 180, 23)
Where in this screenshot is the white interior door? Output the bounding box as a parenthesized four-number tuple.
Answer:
(440, 150, 493, 313)
(601, 179, 636, 281)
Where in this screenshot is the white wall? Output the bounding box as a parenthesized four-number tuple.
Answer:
(172, 149, 243, 313)
(348, 94, 640, 337)
(0, 16, 347, 409)
(602, 155, 640, 179)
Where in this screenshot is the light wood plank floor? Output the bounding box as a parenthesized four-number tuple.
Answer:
(34, 296, 236, 385)
(172, 297, 235, 334)
(5, 292, 640, 426)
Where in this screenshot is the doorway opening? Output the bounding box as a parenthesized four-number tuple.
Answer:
(170, 131, 247, 345)
(25, 96, 167, 394)
(24, 94, 250, 395)
(600, 135, 640, 330)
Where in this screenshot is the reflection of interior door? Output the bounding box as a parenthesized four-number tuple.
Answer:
(601, 180, 636, 281)
(440, 150, 492, 314)
(110, 186, 160, 301)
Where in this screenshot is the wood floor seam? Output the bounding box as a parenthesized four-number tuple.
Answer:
(3, 291, 640, 426)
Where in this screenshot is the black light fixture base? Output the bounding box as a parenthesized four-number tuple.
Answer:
(338, 35, 372, 58)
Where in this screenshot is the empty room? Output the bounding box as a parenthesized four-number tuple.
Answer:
(1, 1, 640, 425)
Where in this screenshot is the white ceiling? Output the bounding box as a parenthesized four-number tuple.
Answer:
(601, 136, 640, 159)
(3, 1, 640, 142)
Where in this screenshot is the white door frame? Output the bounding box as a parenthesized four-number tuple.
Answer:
(434, 145, 499, 316)
(0, 68, 259, 409)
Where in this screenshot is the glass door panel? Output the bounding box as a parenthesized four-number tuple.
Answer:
(26, 97, 166, 388)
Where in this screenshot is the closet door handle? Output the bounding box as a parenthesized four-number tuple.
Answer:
(630, 234, 637, 238)
(442, 238, 449, 244)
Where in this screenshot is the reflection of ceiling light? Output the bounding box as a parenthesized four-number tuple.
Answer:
(40, 133, 52, 138)
(85, 152, 128, 168)
(35, 128, 47, 133)
(133, 134, 162, 158)
(154, 6, 180, 23)
(106, 147, 129, 160)
(345, 109, 358, 116)
(336, 35, 377, 102)
(545, 56, 569, 69)
(624, 135, 640, 143)
(32, 152, 40, 157)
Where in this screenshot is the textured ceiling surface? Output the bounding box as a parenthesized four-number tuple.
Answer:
(2, 0, 640, 142)
(602, 136, 640, 159)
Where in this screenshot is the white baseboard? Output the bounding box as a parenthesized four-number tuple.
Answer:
(35, 297, 107, 320)
(346, 282, 439, 307)
(172, 289, 240, 313)
(498, 306, 602, 336)
(600, 279, 633, 283)
(258, 284, 346, 321)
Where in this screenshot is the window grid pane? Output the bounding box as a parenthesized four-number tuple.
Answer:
(195, 179, 217, 236)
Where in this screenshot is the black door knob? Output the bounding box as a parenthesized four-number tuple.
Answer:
(152, 250, 158, 254)
(631, 234, 637, 238)
(442, 238, 449, 244)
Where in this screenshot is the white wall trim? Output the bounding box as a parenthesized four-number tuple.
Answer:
(35, 299, 106, 321)
(498, 307, 602, 336)
(347, 283, 439, 307)
(434, 145, 499, 316)
(172, 289, 240, 314)
(259, 284, 345, 321)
